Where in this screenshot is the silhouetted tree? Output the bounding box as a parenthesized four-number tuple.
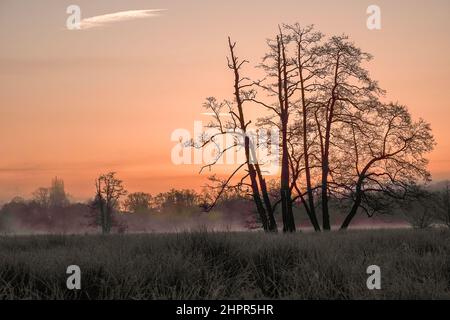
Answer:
(124, 192, 152, 214)
(287, 23, 323, 231)
(256, 27, 297, 232)
(400, 186, 436, 229)
(91, 172, 127, 234)
(192, 38, 277, 232)
(32, 187, 50, 208)
(312, 35, 383, 230)
(336, 103, 434, 229)
(153, 189, 200, 215)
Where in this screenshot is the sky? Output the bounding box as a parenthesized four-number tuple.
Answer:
(0, 0, 449, 202)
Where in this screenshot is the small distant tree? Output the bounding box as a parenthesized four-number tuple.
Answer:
(91, 172, 127, 234)
(154, 189, 200, 215)
(401, 187, 436, 229)
(0, 198, 26, 232)
(32, 187, 50, 208)
(435, 181, 450, 227)
(124, 192, 152, 214)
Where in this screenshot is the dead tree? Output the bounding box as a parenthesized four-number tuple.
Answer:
(193, 38, 277, 232)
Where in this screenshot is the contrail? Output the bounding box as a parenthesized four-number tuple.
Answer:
(80, 9, 166, 29)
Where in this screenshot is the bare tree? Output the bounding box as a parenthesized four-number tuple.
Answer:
(256, 27, 297, 232)
(400, 186, 437, 229)
(32, 187, 50, 208)
(92, 172, 127, 234)
(312, 35, 384, 230)
(334, 103, 434, 229)
(286, 23, 324, 231)
(227, 37, 277, 231)
(192, 38, 278, 232)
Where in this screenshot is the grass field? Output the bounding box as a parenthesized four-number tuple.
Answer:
(0, 229, 449, 299)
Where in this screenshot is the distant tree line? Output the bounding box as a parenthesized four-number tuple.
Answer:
(0, 174, 449, 234)
(0, 174, 256, 234)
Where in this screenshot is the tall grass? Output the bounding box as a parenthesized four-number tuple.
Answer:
(0, 229, 449, 299)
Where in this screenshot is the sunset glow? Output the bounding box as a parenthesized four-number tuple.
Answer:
(0, 0, 449, 202)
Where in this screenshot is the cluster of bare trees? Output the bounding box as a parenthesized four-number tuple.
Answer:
(198, 23, 434, 232)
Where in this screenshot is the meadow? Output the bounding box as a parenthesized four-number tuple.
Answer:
(0, 229, 449, 299)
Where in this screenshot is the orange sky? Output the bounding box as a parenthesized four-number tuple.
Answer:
(0, 0, 449, 202)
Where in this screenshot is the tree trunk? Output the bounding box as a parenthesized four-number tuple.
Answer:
(321, 157, 331, 230)
(321, 98, 336, 231)
(299, 191, 320, 231)
(279, 32, 296, 232)
(340, 196, 361, 230)
(321, 53, 340, 231)
(246, 139, 269, 231)
(249, 179, 269, 231)
(255, 164, 278, 232)
(104, 205, 112, 234)
(341, 159, 379, 229)
(101, 209, 107, 234)
(298, 51, 320, 232)
(340, 176, 364, 230)
(304, 142, 320, 231)
(228, 37, 271, 232)
(281, 122, 295, 232)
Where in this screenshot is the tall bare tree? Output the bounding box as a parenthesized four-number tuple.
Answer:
(255, 27, 297, 232)
(194, 38, 277, 232)
(312, 35, 383, 230)
(286, 23, 324, 231)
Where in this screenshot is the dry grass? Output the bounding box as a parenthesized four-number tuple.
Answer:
(0, 229, 449, 299)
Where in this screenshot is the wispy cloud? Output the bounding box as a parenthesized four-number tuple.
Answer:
(80, 9, 166, 30)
